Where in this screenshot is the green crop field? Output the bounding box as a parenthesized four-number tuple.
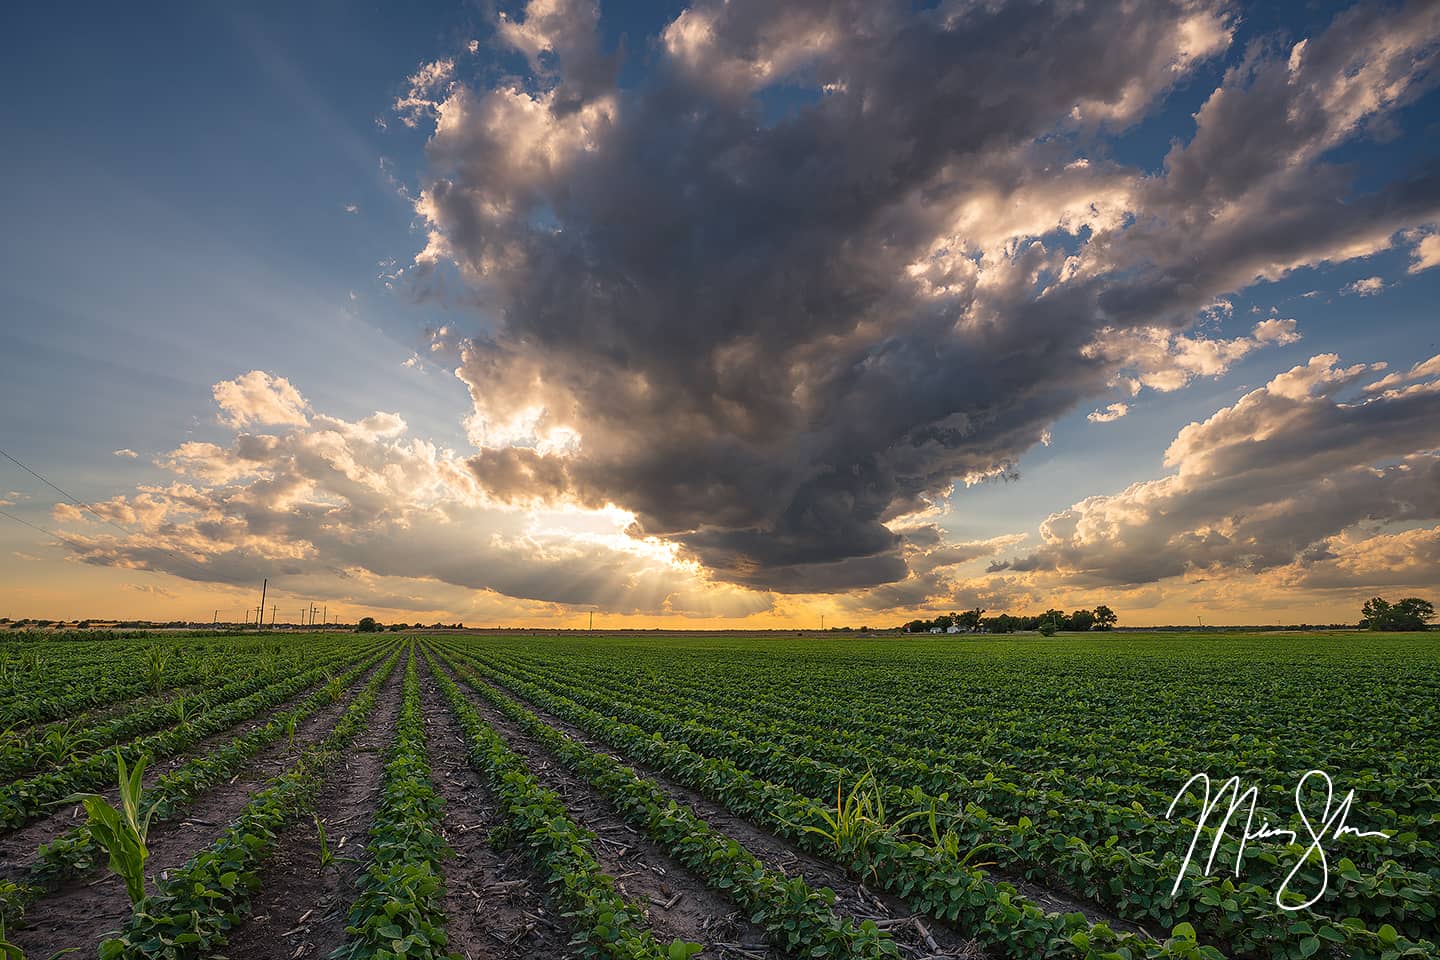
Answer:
(0, 631, 1435, 960)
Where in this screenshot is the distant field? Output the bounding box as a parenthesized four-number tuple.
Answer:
(0, 631, 1435, 959)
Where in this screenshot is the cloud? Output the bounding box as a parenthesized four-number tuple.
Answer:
(989, 353, 1440, 592)
(113, 449, 138, 459)
(1087, 403, 1129, 424)
(1084, 319, 1302, 395)
(53, 373, 772, 619)
(1409, 231, 1440, 273)
(1362, 352, 1440, 393)
(393, 57, 456, 127)
(398, 0, 1439, 594)
(212, 371, 309, 429)
(1344, 275, 1386, 296)
(122, 583, 178, 599)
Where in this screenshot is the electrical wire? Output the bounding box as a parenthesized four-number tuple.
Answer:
(0, 446, 141, 540)
(0, 507, 71, 541)
(0, 446, 203, 573)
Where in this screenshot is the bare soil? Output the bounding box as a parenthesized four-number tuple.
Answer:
(221, 660, 406, 960)
(4, 659, 394, 959)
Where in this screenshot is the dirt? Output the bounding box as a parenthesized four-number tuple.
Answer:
(220, 659, 406, 960)
(0, 664, 369, 873)
(477, 663, 1151, 944)
(3, 658, 395, 959)
(414, 660, 573, 959)
(433, 657, 778, 960)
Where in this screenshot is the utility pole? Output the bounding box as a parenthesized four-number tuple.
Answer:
(258, 578, 267, 632)
(213, 609, 218, 629)
(244, 609, 250, 627)
(270, 604, 277, 628)
(322, 605, 327, 629)
(589, 610, 593, 631)
(820, 614, 825, 631)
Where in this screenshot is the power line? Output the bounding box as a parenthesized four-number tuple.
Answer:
(0, 446, 145, 541)
(0, 507, 73, 541)
(0, 445, 199, 571)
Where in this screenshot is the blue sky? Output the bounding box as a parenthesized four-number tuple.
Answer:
(2, 0, 1439, 625)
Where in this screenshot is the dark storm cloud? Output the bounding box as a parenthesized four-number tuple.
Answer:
(407, 0, 1440, 592)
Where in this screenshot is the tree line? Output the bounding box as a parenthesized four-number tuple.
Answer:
(1360, 596, 1435, 632)
(902, 605, 1118, 635)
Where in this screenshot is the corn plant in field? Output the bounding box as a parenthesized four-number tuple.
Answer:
(62, 751, 160, 905)
(905, 793, 1008, 869)
(170, 695, 201, 729)
(144, 647, 170, 695)
(33, 721, 98, 768)
(314, 815, 357, 873)
(785, 769, 897, 875)
(0, 918, 19, 960)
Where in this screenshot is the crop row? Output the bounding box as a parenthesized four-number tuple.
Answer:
(335, 647, 453, 960)
(431, 646, 901, 960)
(1, 649, 211, 730)
(445, 643, 1434, 960)
(0, 641, 380, 830)
(422, 647, 695, 960)
(0, 645, 389, 927)
(631, 657, 1437, 838)
(97, 644, 404, 959)
(434, 644, 1221, 960)
(0, 650, 344, 782)
(485, 644, 1440, 821)
(473, 647, 1440, 923)
(485, 646, 1440, 830)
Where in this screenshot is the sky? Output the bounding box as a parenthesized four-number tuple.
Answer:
(1, 0, 1438, 628)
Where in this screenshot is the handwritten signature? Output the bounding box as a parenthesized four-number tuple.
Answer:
(1166, 770, 1390, 911)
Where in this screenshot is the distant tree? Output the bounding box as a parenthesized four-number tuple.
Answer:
(356, 616, 380, 633)
(1042, 608, 1067, 631)
(1363, 596, 1434, 631)
(1069, 609, 1097, 632)
(956, 607, 986, 632)
(934, 614, 954, 630)
(1092, 605, 1118, 630)
(1038, 620, 1057, 637)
